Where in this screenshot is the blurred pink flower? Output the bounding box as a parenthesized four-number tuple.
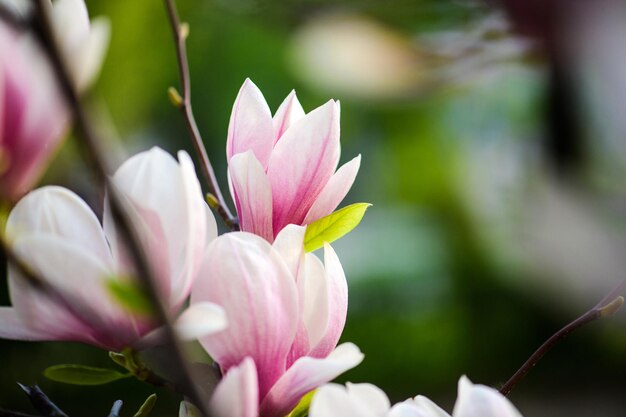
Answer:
(0, 24, 69, 202)
(0, 148, 224, 351)
(192, 225, 363, 417)
(227, 79, 361, 241)
(310, 376, 523, 417)
(48, 0, 110, 91)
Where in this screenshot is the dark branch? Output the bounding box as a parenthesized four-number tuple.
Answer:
(163, 0, 237, 230)
(28, 2, 211, 415)
(0, 2, 30, 30)
(499, 291, 624, 396)
(17, 384, 68, 417)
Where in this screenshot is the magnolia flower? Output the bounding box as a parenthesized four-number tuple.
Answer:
(0, 147, 225, 351)
(48, 0, 110, 91)
(180, 358, 259, 417)
(227, 79, 361, 242)
(0, 24, 69, 202)
(192, 225, 364, 417)
(310, 376, 523, 417)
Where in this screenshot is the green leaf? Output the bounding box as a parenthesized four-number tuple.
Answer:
(133, 394, 157, 417)
(289, 390, 316, 417)
(106, 279, 152, 315)
(304, 203, 371, 252)
(44, 364, 131, 385)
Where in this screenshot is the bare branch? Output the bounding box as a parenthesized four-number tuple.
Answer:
(499, 285, 625, 396)
(163, 0, 237, 230)
(27, 1, 211, 415)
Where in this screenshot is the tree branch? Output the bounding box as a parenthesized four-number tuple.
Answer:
(499, 283, 625, 396)
(163, 0, 237, 230)
(28, 2, 211, 415)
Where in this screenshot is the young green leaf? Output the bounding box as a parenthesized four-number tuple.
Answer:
(289, 390, 316, 417)
(304, 203, 371, 252)
(44, 364, 131, 385)
(133, 394, 157, 417)
(106, 278, 152, 315)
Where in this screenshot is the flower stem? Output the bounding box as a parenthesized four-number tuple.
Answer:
(163, 0, 237, 230)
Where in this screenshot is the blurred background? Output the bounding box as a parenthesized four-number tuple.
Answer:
(2, 0, 626, 416)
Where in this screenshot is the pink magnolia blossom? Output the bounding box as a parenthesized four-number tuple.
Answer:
(227, 79, 361, 241)
(192, 225, 364, 417)
(0, 24, 68, 202)
(0, 0, 109, 202)
(310, 376, 523, 417)
(0, 147, 225, 351)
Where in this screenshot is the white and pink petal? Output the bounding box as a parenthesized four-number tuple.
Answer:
(227, 79, 275, 168)
(267, 100, 341, 232)
(259, 342, 364, 417)
(303, 154, 361, 224)
(210, 358, 259, 417)
(229, 151, 273, 242)
(192, 232, 298, 398)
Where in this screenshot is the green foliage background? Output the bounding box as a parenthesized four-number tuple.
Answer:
(1, 0, 626, 416)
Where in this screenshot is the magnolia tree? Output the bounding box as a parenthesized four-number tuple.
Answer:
(0, 1, 623, 417)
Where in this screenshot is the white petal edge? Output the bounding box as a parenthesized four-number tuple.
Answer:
(175, 302, 228, 340)
(453, 376, 523, 417)
(309, 383, 378, 417)
(303, 154, 361, 224)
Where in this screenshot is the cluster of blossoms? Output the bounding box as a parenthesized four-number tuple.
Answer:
(0, 1, 526, 417)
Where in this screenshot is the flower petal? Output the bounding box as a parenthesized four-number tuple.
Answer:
(179, 402, 201, 417)
(227, 79, 274, 168)
(309, 384, 378, 417)
(268, 100, 341, 232)
(453, 376, 522, 417)
(272, 90, 305, 143)
(303, 154, 361, 224)
(409, 396, 450, 417)
(175, 302, 227, 340)
(389, 403, 442, 417)
(6, 186, 111, 263)
(8, 235, 137, 349)
(210, 358, 259, 417)
(271, 224, 306, 278)
(192, 232, 298, 398)
(75, 16, 110, 91)
(105, 148, 207, 306)
(308, 243, 348, 358)
(346, 383, 391, 415)
(0, 307, 50, 341)
(229, 151, 273, 242)
(50, 0, 90, 54)
(259, 342, 364, 417)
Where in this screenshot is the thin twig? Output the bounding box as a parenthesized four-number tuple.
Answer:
(163, 0, 237, 230)
(499, 287, 625, 396)
(17, 384, 68, 417)
(29, 2, 211, 416)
